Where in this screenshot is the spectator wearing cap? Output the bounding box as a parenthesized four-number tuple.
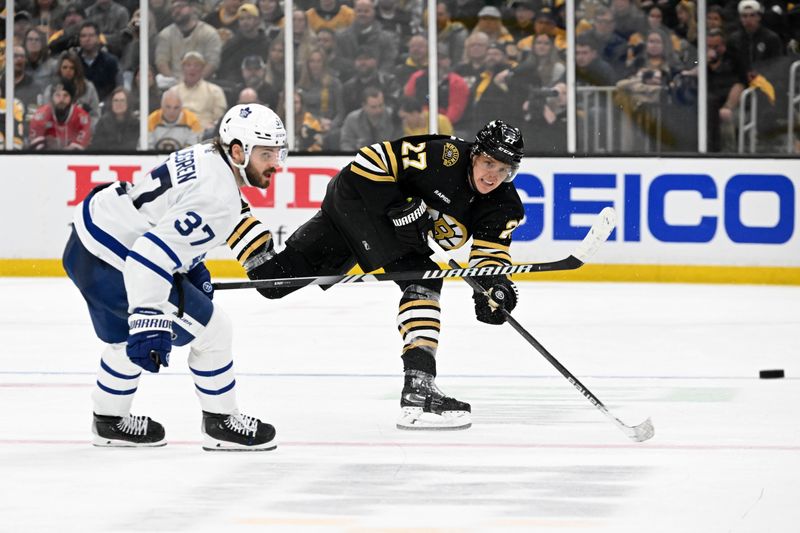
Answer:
(174, 51, 227, 130)
(236, 55, 279, 109)
(727, 0, 784, 76)
(397, 95, 454, 137)
(449, 0, 484, 32)
(9, 10, 34, 48)
(78, 21, 121, 102)
(306, 0, 354, 33)
(395, 34, 428, 89)
(436, 0, 468, 65)
(218, 3, 269, 84)
(404, 42, 470, 128)
(521, 7, 566, 52)
(86, 0, 130, 43)
(470, 5, 514, 46)
(341, 45, 400, 117)
(30, 76, 92, 150)
(155, 0, 222, 80)
(339, 86, 399, 151)
(507, 1, 536, 43)
(44, 50, 101, 127)
(337, 0, 398, 75)
(147, 87, 202, 150)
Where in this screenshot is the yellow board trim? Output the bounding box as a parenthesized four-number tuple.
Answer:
(2, 260, 799, 285)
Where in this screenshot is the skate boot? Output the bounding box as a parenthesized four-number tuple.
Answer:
(397, 370, 472, 430)
(92, 413, 166, 447)
(201, 411, 277, 451)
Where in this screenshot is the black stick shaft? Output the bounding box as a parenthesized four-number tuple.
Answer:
(212, 255, 583, 291)
(429, 239, 612, 413)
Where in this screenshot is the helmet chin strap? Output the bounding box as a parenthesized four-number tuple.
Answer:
(225, 145, 253, 186)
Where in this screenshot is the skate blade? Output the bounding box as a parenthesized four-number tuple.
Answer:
(92, 435, 167, 447)
(396, 407, 472, 431)
(201, 436, 278, 452)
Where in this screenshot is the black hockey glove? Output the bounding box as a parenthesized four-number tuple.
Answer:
(473, 276, 518, 325)
(387, 198, 434, 254)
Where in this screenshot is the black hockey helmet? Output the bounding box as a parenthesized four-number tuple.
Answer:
(471, 120, 524, 182)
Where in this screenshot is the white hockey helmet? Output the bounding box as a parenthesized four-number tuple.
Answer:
(219, 104, 287, 182)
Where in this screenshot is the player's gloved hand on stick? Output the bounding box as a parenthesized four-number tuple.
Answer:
(186, 262, 214, 300)
(387, 197, 434, 254)
(473, 276, 518, 325)
(126, 308, 172, 373)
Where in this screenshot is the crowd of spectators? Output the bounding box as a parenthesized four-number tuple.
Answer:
(0, 0, 799, 153)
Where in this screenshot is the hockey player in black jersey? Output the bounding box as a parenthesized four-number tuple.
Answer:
(228, 120, 525, 430)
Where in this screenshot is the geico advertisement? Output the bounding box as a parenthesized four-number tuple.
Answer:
(0, 154, 797, 266)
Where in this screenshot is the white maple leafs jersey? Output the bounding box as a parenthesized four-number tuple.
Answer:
(73, 143, 241, 314)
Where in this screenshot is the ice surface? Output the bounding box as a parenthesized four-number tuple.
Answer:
(1, 278, 798, 532)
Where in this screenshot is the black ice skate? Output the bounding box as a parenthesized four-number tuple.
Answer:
(201, 411, 277, 451)
(92, 413, 166, 447)
(397, 370, 472, 430)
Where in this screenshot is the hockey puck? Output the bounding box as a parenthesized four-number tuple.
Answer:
(759, 369, 784, 379)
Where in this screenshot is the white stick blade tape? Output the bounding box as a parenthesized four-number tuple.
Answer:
(574, 207, 617, 263)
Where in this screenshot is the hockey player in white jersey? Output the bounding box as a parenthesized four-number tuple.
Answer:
(62, 104, 286, 450)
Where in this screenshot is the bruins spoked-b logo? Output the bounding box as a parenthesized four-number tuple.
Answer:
(442, 142, 459, 167)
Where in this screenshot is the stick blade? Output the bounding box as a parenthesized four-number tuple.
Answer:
(626, 417, 655, 442)
(573, 207, 617, 264)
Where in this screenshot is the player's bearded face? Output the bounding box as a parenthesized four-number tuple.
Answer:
(245, 146, 283, 189)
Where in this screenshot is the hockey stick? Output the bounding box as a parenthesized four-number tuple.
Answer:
(213, 206, 616, 292)
(427, 209, 655, 443)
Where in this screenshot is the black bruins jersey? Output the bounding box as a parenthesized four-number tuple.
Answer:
(323, 135, 525, 269)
